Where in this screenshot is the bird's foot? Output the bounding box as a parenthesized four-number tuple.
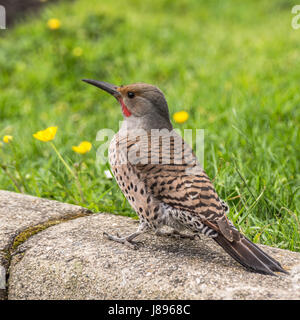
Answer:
(103, 232, 144, 250)
(155, 229, 199, 240)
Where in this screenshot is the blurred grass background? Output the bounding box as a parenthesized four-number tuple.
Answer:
(0, 0, 299, 251)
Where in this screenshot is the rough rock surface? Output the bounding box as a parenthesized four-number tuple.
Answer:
(7, 211, 300, 300)
(0, 190, 91, 299)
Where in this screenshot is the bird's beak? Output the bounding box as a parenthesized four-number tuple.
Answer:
(82, 79, 121, 98)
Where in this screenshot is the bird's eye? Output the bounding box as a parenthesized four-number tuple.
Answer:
(127, 91, 135, 99)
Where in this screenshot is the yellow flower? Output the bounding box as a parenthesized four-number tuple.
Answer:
(72, 141, 92, 154)
(72, 47, 83, 57)
(173, 111, 189, 124)
(33, 126, 58, 142)
(3, 135, 13, 143)
(47, 18, 61, 30)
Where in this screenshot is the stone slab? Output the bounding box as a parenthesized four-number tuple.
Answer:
(8, 213, 300, 300)
(0, 190, 91, 299)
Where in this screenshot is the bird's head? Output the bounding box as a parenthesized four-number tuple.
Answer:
(82, 79, 172, 130)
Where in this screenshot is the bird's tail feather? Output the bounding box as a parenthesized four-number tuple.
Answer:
(213, 231, 288, 276)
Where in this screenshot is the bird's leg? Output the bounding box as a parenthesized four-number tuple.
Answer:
(103, 223, 149, 249)
(155, 228, 199, 240)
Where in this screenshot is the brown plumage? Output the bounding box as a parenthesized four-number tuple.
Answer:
(83, 79, 288, 276)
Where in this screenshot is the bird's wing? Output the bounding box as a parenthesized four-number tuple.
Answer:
(125, 131, 234, 241)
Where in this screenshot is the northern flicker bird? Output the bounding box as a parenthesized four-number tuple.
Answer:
(83, 79, 287, 276)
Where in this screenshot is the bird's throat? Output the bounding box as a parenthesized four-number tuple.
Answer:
(119, 99, 131, 117)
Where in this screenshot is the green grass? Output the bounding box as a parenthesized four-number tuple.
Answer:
(0, 0, 299, 251)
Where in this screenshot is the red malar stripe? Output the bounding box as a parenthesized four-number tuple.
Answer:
(119, 99, 131, 117)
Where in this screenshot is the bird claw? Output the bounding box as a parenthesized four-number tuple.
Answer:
(103, 232, 143, 250)
(124, 239, 143, 250)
